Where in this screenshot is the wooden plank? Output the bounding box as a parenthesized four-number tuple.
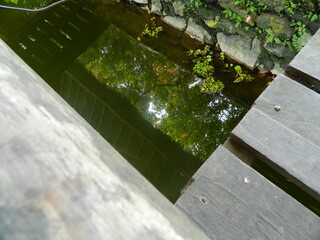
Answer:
(254, 75, 320, 148)
(176, 146, 320, 240)
(286, 28, 320, 89)
(231, 107, 320, 201)
(0, 39, 209, 240)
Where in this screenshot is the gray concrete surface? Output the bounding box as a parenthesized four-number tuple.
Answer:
(232, 75, 320, 201)
(286, 28, 320, 89)
(176, 146, 320, 240)
(0, 39, 209, 240)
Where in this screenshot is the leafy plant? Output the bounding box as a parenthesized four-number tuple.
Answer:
(290, 20, 307, 51)
(303, 10, 319, 21)
(234, 65, 253, 83)
(188, 46, 214, 76)
(234, 0, 268, 15)
(283, 39, 294, 52)
(193, 56, 214, 75)
(291, 34, 305, 51)
(220, 52, 225, 61)
(285, 0, 299, 16)
(142, 17, 163, 38)
(188, 46, 224, 92)
(265, 29, 281, 44)
(199, 76, 224, 92)
(190, 0, 202, 8)
(223, 9, 243, 27)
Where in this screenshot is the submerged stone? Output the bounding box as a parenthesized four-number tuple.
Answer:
(185, 18, 213, 44)
(217, 33, 261, 69)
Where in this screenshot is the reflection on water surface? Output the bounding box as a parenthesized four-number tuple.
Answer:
(0, 0, 269, 201)
(79, 24, 248, 160)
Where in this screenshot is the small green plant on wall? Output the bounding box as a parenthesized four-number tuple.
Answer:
(265, 29, 281, 44)
(142, 17, 163, 38)
(233, 0, 268, 15)
(223, 9, 243, 27)
(290, 20, 307, 51)
(188, 45, 224, 92)
(190, 0, 203, 8)
(234, 65, 253, 83)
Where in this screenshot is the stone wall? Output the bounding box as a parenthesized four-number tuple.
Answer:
(125, 0, 320, 74)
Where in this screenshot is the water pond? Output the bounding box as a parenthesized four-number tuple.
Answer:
(0, 0, 272, 201)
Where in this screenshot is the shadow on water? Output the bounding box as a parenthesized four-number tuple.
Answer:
(0, 0, 271, 201)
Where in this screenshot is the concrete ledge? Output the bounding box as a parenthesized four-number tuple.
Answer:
(0, 39, 209, 240)
(286, 28, 320, 90)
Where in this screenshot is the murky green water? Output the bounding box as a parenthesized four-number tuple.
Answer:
(78, 24, 248, 160)
(0, 0, 270, 200)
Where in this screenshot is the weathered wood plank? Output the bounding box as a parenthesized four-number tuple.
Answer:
(254, 75, 320, 148)
(0, 39, 209, 240)
(286, 28, 320, 89)
(231, 107, 320, 201)
(176, 146, 320, 240)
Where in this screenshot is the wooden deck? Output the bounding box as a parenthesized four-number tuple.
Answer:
(176, 146, 320, 239)
(176, 29, 320, 239)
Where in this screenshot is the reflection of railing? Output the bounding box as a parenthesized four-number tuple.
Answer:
(60, 62, 202, 202)
(0, 0, 69, 12)
(8, 0, 104, 79)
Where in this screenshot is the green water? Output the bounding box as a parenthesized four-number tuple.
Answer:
(78, 24, 248, 161)
(0, 0, 270, 200)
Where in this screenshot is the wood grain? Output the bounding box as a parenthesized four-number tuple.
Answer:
(177, 146, 320, 240)
(0, 39, 209, 240)
(232, 75, 320, 201)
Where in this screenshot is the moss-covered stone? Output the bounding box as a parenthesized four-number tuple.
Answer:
(256, 13, 294, 39)
(172, 1, 185, 17)
(132, 0, 319, 72)
(258, 0, 287, 13)
(217, 0, 249, 20)
(198, 6, 221, 20)
(263, 43, 295, 58)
